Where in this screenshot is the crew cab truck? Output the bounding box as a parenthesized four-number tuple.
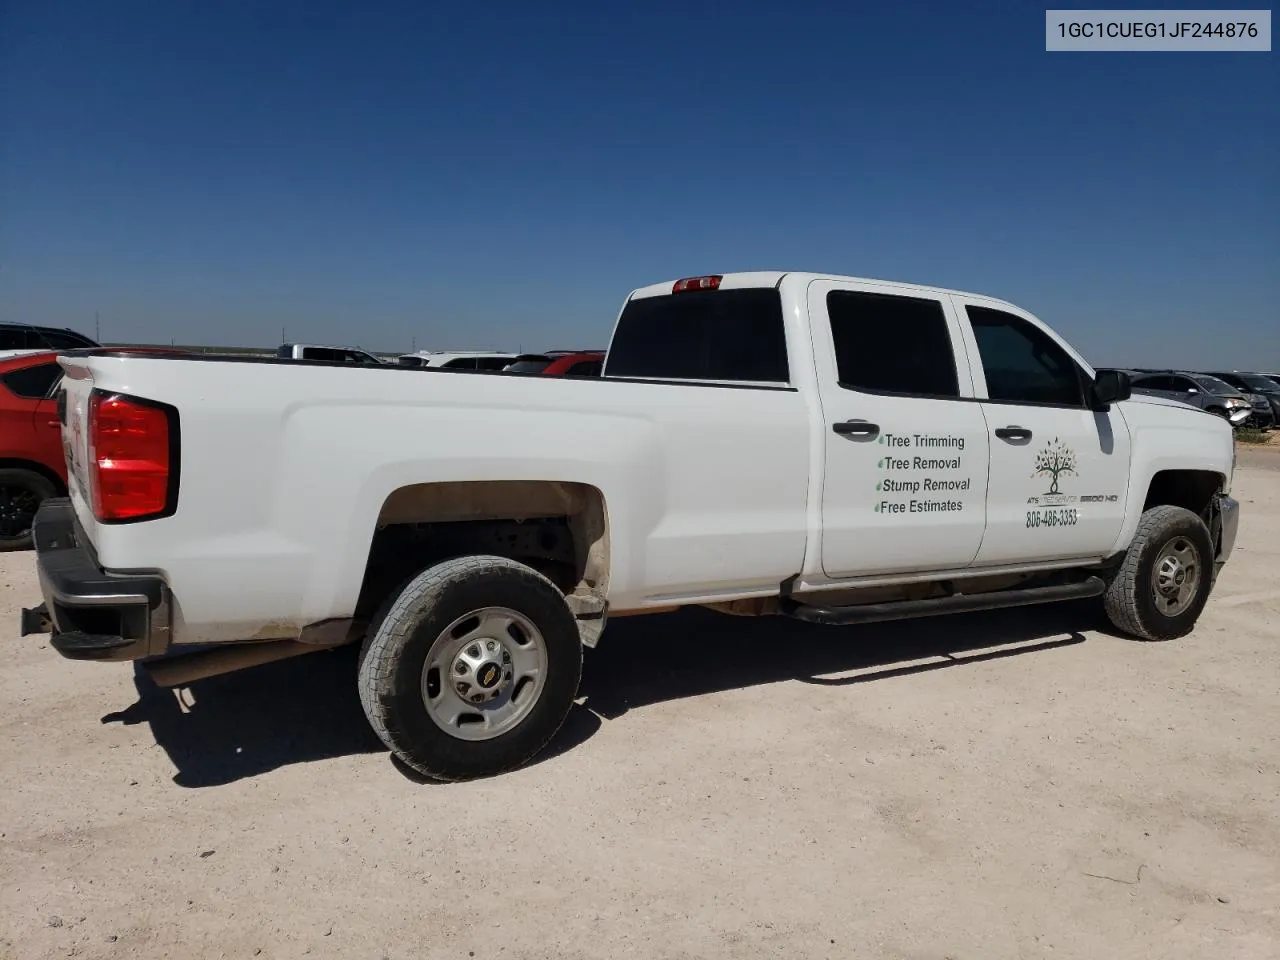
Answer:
(22, 272, 1240, 781)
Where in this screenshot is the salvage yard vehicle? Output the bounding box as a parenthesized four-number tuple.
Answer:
(1127, 371, 1254, 426)
(503, 351, 606, 377)
(276, 342, 383, 364)
(1208, 372, 1280, 428)
(22, 272, 1240, 780)
(395, 350, 518, 370)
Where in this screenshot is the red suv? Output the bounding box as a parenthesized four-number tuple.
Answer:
(0, 351, 68, 549)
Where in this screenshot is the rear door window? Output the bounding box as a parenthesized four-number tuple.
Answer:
(566, 360, 603, 377)
(606, 287, 789, 383)
(300, 347, 343, 362)
(506, 356, 552, 374)
(826, 291, 959, 398)
(1, 362, 63, 399)
(0, 328, 32, 350)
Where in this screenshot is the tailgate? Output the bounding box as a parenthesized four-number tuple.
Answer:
(54, 357, 99, 543)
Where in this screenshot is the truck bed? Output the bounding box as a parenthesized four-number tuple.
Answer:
(56, 349, 813, 644)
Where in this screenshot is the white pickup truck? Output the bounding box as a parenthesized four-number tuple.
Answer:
(22, 272, 1240, 780)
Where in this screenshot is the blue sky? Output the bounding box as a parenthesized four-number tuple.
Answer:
(1, 1, 1276, 368)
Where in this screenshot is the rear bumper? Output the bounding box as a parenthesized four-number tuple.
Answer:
(21, 498, 171, 661)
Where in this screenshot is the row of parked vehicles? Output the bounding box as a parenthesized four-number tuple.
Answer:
(275, 343, 606, 377)
(394, 349, 605, 377)
(1120, 368, 1280, 430)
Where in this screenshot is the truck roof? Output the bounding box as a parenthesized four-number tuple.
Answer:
(628, 271, 1017, 308)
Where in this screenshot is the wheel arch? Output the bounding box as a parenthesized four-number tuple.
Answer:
(1141, 468, 1224, 521)
(0, 458, 67, 494)
(355, 480, 611, 646)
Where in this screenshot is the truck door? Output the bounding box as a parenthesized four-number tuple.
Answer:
(953, 298, 1132, 566)
(808, 280, 991, 578)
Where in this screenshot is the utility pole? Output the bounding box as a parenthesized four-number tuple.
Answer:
(281, 325, 287, 344)
(95, 311, 101, 342)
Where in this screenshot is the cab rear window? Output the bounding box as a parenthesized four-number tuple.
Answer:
(605, 288, 789, 383)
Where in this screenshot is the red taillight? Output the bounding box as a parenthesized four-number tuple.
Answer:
(672, 275, 722, 293)
(89, 393, 175, 521)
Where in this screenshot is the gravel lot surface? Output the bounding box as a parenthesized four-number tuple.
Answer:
(2, 455, 1277, 960)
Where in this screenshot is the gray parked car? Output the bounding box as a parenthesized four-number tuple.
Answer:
(1127, 371, 1253, 426)
(1207, 372, 1280, 428)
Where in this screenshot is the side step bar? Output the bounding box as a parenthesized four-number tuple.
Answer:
(780, 576, 1105, 626)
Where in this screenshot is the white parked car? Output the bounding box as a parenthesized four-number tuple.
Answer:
(23, 271, 1240, 780)
(276, 343, 383, 364)
(395, 350, 518, 370)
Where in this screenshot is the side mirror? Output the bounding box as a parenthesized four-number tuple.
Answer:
(1186, 387, 1199, 394)
(1090, 369, 1131, 410)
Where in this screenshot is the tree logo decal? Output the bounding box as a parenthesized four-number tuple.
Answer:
(1032, 437, 1077, 495)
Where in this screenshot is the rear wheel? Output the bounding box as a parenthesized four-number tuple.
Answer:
(357, 555, 583, 781)
(1103, 505, 1214, 641)
(0, 469, 56, 552)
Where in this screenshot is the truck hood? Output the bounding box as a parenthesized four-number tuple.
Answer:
(1123, 393, 1203, 413)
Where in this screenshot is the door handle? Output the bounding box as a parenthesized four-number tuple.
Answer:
(832, 420, 880, 439)
(995, 425, 1032, 441)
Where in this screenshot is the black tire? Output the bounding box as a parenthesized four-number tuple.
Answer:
(0, 468, 56, 552)
(1103, 505, 1214, 641)
(357, 555, 583, 781)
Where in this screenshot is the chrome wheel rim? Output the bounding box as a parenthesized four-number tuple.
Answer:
(1151, 537, 1200, 617)
(421, 606, 547, 741)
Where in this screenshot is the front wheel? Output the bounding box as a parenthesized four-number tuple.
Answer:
(1103, 505, 1215, 641)
(357, 555, 583, 781)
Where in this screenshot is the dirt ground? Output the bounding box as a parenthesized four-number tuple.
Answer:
(2, 453, 1278, 960)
